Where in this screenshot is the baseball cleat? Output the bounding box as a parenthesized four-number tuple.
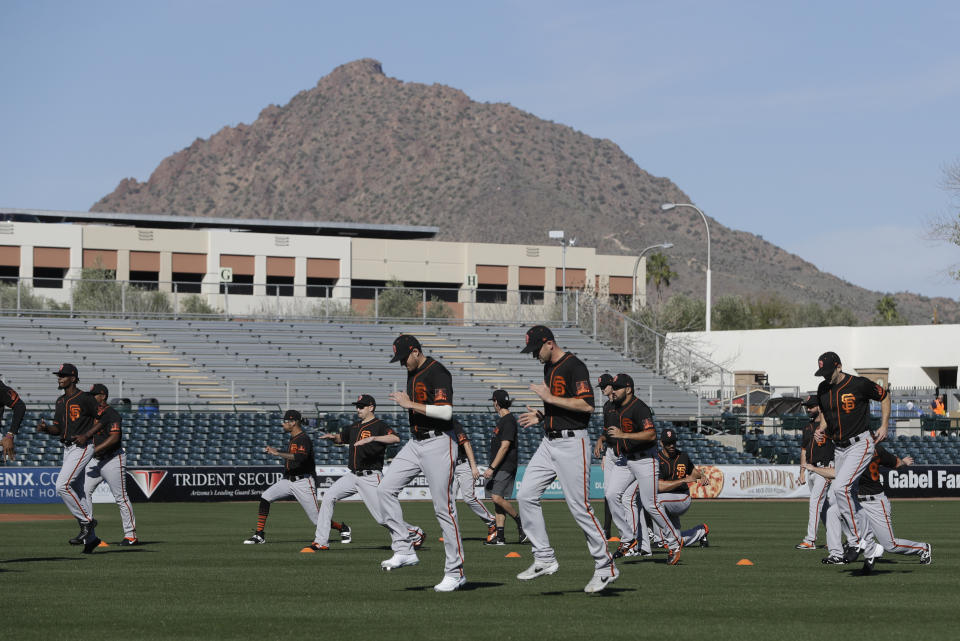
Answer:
(82, 537, 101, 554)
(843, 542, 865, 564)
(584, 564, 620, 593)
(381, 553, 419, 571)
(699, 523, 710, 547)
(412, 528, 426, 550)
(795, 541, 816, 550)
(668, 541, 684, 566)
(518, 529, 529, 544)
(433, 575, 467, 592)
(517, 560, 559, 580)
(300, 543, 329, 553)
(243, 531, 266, 545)
(70, 518, 98, 545)
(483, 537, 506, 546)
(486, 522, 497, 543)
(638, 549, 653, 557)
(120, 537, 139, 546)
(821, 555, 847, 565)
(612, 539, 637, 559)
(862, 556, 875, 575)
(920, 544, 932, 565)
(340, 523, 352, 544)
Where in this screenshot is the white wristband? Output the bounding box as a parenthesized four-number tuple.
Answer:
(424, 404, 453, 421)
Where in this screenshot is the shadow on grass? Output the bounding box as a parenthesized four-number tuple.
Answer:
(403, 582, 504, 592)
(1, 556, 87, 564)
(540, 586, 635, 597)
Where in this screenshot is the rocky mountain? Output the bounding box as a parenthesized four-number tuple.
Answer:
(91, 58, 958, 324)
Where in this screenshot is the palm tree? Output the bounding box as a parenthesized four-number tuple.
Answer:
(874, 294, 905, 325)
(646, 252, 677, 303)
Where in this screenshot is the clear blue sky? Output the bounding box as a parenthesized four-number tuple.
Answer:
(2, 0, 958, 298)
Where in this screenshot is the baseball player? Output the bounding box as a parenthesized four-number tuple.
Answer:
(602, 373, 683, 564)
(516, 325, 618, 593)
(813, 351, 890, 563)
(36, 363, 102, 553)
(481, 390, 525, 545)
(378, 334, 466, 593)
(796, 394, 834, 551)
(655, 427, 709, 547)
(243, 410, 337, 545)
(592, 374, 616, 540)
(1, 377, 26, 462)
(592, 373, 642, 558)
(302, 394, 401, 552)
(803, 443, 932, 573)
(450, 419, 497, 540)
(72, 384, 138, 545)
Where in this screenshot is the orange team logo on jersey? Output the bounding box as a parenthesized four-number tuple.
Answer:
(8, 390, 18, 404)
(552, 378, 567, 396)
(290, 444, 306, 453)
(867, 459, 880, 481)
(575, 381, 590, 396)
(642, 418, 655, 430)
(434, 388, 449, 402)
(359, 430, 372, 440)
(414, 382, 429, 403)
(69, 405, 82, 421)
(841, 393, 856, 413)
(621, 418, 635, 433)
(677, 463, 687, 477)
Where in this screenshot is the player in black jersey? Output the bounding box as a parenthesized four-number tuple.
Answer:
(796, 395, 835, 551)
(481, 390, 524, 545)
(303, 394, 401, 552)
(656, 428, 709, 548)
(37, 364, 101, 552)
(1, 377, 26, 461)
(243, 410, 320, 545)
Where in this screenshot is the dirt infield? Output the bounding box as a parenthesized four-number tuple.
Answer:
(0, 513, 74, 522)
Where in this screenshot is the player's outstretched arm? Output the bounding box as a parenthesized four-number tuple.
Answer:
(517, 405, 543, 428)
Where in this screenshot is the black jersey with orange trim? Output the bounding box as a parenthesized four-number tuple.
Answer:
(606, 396, 656, 457)
(858, 444, 899, 495)
(283, 431, 316, 479)
(658, 449, 695, 495)
(542, 352, 594, 431)
(340, 417, 395, 471)
(801, 420, 835, 466)
(52, 390, 99, 442)
(406, 356, 454, 436)
(0, 382, 26, 435)
(452, 421, 471, 463)
(816, 374, 887, 442)
(489, 413, 518, 473)
(93, 405, 123, 459)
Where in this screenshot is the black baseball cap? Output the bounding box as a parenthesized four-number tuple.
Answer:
(283, 409, 303, 422)
(815, 352, 841, 377)
(352, 394, 376, 408)
(490, 389, 511, 405)
(89, 383, 109, 397)
(53, 363, 78, 377)
(390, 334, 422, 363)
(597, 373, 614, 388)
(802, 394, 819, 408)
(611, 373, 634, 390)
(520, 325, 555, 353)
(661, 428, 678, 444)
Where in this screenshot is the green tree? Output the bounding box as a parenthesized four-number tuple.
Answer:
(377, 279, 421, 318)
(180, 295, 220, 316)
(874, 294, 906, 325)
(0, 282, 63, 313)
(712, 295, 754, 330)
(645, 252, 677, 303)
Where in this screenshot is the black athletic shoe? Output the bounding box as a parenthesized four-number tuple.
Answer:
(82, 537, 101, 554)
(862, 557, 875, 575)
(120, 537, 139, 546)
(518, 529, 529, 544)
(70, 519, 97, 545)
(822, 555, 847, 565)
(843, 544, 863, 564)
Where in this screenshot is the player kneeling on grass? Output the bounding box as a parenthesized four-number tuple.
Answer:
(655, 428, 709, 548)
(803, 443, 932, 574)
(302, 395, 400, 552)
(244, 410, 326, 545)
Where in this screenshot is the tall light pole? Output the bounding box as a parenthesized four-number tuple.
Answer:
(631, 242, 673, 312)
(661, 203, 711, 332)
(548, 230, 566, 322)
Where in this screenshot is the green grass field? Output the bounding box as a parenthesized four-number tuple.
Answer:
(3, 499, 957, 640)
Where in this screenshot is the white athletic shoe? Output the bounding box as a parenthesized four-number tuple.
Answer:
(920, 544, 932, 565)
(243, 532, 265, 545)
(517, 560, 559, 580)
(584, 564, 620, 593)
(433, 575, 467, 592)
(380, 553, 419, 571)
